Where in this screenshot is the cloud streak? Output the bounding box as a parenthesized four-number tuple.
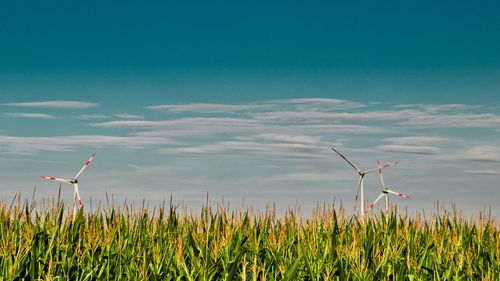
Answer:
(6, 113, 56, 119)
(435, 145, 500, 162)
(0, 135, 177, 154)
(252, 110, 421, 124)
(115, 114, 144, 119)
(465, 169, 500, 175)
(377, 144, 440, 154)
(376, 136, 446, 154)
(2, 100, 98, 108)
(163, 139, 328, 159)
(146, 103, 266, 113)
(78, 114, 108, 119)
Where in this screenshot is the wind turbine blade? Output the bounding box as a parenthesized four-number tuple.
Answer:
(354, 176, 362, 212)
(377, 160, 386, 189)
(383, 161, 401, 168)
(366, 192, 386, 213)
(331, 147, 361, 172)
(386, 189, 410, 199)
(74, 183, 82, 206)
(41, 176, 71, 183)
(365, 161, 400, 173)
(74, 153, 96, 179)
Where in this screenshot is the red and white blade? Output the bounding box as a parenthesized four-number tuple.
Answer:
(365, 192, 386, 213)
(41, 176, 71, 183)
(74, 153, 96, 180)
(386, 189, 410, 199)
(365, 161, 400, 174)
(354, 176, 362, 212)
(377, 160, 387, 189)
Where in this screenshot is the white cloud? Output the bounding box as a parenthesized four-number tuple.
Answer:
(435, 145, 500, 162)
(91, 118, 259, 129)
(78, 114, 108, 119)
(376, 136, 446, 154)
(2, 101, 98, 108)
(461, 145, 500, 162)
(91, 117, 383, 139)
(289, 124, 384, 134)
(420, 104, 481, 112)
(465, 169, 500, 175)
(146, 103, 266, 113)
(164, 140, 327, 159)
(394, 104, 480, 112)
(91, 118, 265, 139)
(275, 98, 366, 110)
(253, 110, 420, 123)
(0, 135, 177, 155)
(6, 113, 56, 119)
(253, 133, 322, 144)
(115, 114, 144, 119)
(253, 108, 500, 128)
(400, 113, 500, 128)
(377, 145, 440, 154)
(382, 136, 447, 145)
(394, 104, 417, 108)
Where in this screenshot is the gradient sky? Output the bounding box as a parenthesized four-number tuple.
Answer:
(1, 1, 499, 216)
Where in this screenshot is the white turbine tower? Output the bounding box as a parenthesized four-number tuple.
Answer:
(331, 147, 400, 219)
(41, 153, 96, 218)
(366, 160, 410, 214)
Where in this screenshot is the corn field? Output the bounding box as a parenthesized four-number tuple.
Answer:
(0, 192, 499, 281)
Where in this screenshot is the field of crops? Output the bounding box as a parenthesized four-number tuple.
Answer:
(0, 193, 499, 281)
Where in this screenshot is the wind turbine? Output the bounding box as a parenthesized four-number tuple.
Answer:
(366, 160, 409, 214)
(331, 147, 399, 219)
(41, 153, 96, 218)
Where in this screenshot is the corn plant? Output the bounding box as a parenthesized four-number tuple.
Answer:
(0, 194, 498, 280)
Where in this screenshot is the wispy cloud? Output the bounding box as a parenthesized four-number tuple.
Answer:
(146, 99, 364, 114)
(115, 114, 144, 119)
(382, 137, 447, 145)
(465, 169, 500, 175)
(253, 110, 420, 124)
(400, 113, 500, 128)
(163, 139, 327, 159)
(253, 133, 322, 144)
(91, 118, 264, 137)
(461, 145, 500, 162)
(91, 118, 382, 139)
(2, 100, 98, 108)
(377, 144, 440, 154)
(6, 113, 56, 119)
(78, 114, 108, 119)
(376, 136, 446, 154)
(91, 118, 259, 129)
(0, 135, 177, 155)
(253, 108, 500, 128)
(394, 104, 480, 112)
(436, 145, 500, 162)
(275, 98, 366, 110)
(146, 103, 266, 113)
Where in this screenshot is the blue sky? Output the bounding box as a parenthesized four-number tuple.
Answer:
(1, 1, 499, 216)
